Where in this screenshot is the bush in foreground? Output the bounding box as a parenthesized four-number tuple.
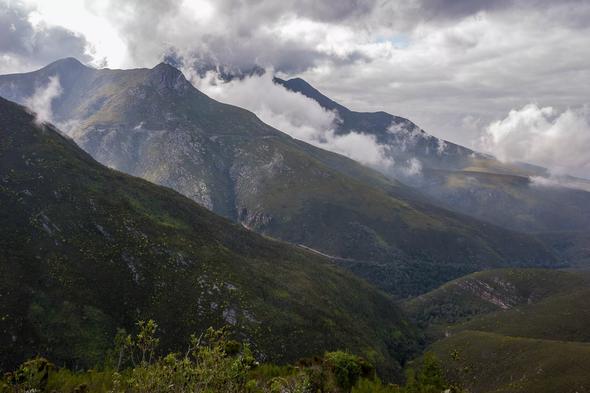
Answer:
(1, 320, 460, 393)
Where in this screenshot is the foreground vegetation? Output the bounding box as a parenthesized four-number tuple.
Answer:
(1, 320, 460, 393)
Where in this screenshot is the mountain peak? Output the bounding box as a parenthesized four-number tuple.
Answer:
(148, 62, 190, 92)
(274, 76, 347, 113)
(152, 61, 181, 73)
(46, 57, 87, 71)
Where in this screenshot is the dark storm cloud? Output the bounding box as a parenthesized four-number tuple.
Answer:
(0, 1, 91, 72)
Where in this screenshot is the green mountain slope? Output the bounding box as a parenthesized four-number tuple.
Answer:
(405, 268, 588, 330)
(405, 268, 590, 392)
(0, 59, 558, 297)
(430, 331, 590, 393)
(0, 97, 418, 376)
(420, 167, 590, 233)
(454, 280, 590, 343)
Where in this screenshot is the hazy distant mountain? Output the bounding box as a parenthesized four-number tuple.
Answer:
(275, 76, 590, 256)
(0, 96, 416, 375)
(0, 58, 558, 296)
(274, 76, 486, 172)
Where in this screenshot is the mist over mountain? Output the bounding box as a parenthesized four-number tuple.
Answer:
(274, 76, 485, 175)
(272, 75, 590, 255)
(1, 1, 589, 391)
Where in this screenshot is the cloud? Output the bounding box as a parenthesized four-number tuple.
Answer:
(190, 70, 392, 168)
(7, 0, 590, 177)
(529, 175, 590, 192)
(399, 157, 423, 177)
(0, 0, 92, 73)
(298, 2, 590, 148)
(24, 75, 62, 124)
(81, 0, 367, 73)
(480, 104, 590, 178)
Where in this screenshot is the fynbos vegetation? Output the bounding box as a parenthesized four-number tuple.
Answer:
(1, 320, 460, 393)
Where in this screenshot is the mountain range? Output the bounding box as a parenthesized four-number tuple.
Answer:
(2, 58, 590, 391)
(0, 96, 417, 376)
(0, 58, 561, 297)
(275, 76, 590, 262)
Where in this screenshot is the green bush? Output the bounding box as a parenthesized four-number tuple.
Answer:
(1, 357, 53, 392)
(109, 322, 256, 393)
(324, 351, 373, 392)
(352, 377, 400, 393)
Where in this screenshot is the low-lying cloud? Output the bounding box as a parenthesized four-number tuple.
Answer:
(529, 175, 590, 192)
(480, 104, 590, 179)
(190, 70, 393, 169)
(24, 75, 62, 124)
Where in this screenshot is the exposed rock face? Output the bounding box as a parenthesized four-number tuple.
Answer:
(456, 278, 519, 310)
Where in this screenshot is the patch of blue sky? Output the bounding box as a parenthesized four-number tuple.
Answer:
(375, 34, 410, 48)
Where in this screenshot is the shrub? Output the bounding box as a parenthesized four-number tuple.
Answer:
(1, 357, 53, 393)
(324, 351, 373, 392)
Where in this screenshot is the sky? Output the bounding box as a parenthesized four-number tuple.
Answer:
(1, 0, 589, 177)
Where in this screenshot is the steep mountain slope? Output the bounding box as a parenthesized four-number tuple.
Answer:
(0, 59, 558, 297)
(0, 97, 418, 376)
(404, 268, 590, 392)
(275, 77, 590, 239)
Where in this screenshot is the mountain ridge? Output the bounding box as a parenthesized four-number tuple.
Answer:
(274, 75, 590, 245)
(0, 59, 559, 297)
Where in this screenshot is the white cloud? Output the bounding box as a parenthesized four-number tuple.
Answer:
(480, 104, 590, 178)
(4, 0, 589, 178)
(401, 157, 423, 176)
(24, 75, 62, 124)
(190, 70, 392, 168)
(529, 175, 590, 192)
(295, 3, 590, 149)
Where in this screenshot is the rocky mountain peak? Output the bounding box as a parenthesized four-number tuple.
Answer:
(148, 62, 191, 92)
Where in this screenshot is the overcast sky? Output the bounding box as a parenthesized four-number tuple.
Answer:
(1, 0, 589, 177)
